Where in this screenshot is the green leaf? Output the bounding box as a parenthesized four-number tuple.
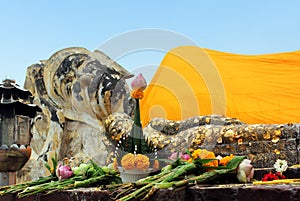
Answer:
(51, 154, 58, 173)
(90, 160, 105, 176)
(194, 158, 218, 165)
(226, 156, 246, 169)
(44, 163, 52, 174)
(108, 177, 122, 184)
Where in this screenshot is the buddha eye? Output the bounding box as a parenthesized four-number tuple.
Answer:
(64, 66, 70, 74)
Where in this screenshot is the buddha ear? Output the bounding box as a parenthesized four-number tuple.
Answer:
(24, 63, 44, 95)
(92, 50, 133, 79)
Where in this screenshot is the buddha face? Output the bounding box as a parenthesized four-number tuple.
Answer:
(43, 47, 134, 126)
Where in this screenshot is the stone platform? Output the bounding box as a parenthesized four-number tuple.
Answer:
(1, 168, 300, 201)
(1, 184, 300, 201)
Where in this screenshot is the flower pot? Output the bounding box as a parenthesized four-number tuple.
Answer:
(118, 167, 152, 183)
(0, 149, 30, 172)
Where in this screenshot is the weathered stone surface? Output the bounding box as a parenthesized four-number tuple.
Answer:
(0, 189, 113, 201)
(19, 47, 134, 182)
(188, 184, 300, 201)
(2, 183, 300, 201)
(208, 124, 299, 167)
(138, 115, 299, 167)
(2, 168, 300, 201)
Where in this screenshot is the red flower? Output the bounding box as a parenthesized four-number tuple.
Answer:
(262, 172, 286, 181)
(262, 172, 279, 181)
(275, 172, 286, 179)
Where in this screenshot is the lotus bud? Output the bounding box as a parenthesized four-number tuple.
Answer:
(181, 154, 191, 161)
(131, 73, 147, 91)
(168, 152, 183, 161)
(56, 164, 73, 180)
(237, 159, 254, 183)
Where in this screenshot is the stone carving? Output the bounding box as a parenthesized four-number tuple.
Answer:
(19, 47, 299, 182)
(20, 47, 134, 181)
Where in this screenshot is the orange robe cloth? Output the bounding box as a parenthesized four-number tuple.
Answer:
(141, 46, 300, 125)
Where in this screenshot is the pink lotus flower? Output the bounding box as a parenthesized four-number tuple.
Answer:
(237, 159, 254, 183)
(56, 164, 73, 180)
(168, 152, 191, 161)
(131, 73, 147, 91)
(181, 154, 191, 161)
(169, 152, 183, 161)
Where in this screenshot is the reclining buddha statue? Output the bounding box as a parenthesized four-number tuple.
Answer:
(19, 47, 299, 182)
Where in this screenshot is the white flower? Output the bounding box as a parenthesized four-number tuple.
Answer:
(237, 159, 254, 183)
(274, 159, 288, 173)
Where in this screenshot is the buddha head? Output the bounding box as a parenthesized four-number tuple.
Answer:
(42, 47, 134, 128)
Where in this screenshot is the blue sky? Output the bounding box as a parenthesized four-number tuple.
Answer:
(1, 1, 300, 86)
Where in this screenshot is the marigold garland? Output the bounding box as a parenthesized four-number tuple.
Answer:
(131, 89, 144, 99)
(121, 153, 135, 170)
(121, 153, 150, 171)
(219, 154, 235, 166)
(192, 149, 218, 167)
(135, 154, 150, 171)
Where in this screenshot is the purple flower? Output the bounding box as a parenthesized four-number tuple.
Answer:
(56, 164, 73, 180)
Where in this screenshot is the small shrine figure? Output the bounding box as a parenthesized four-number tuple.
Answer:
(0, 78, 41, 185)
